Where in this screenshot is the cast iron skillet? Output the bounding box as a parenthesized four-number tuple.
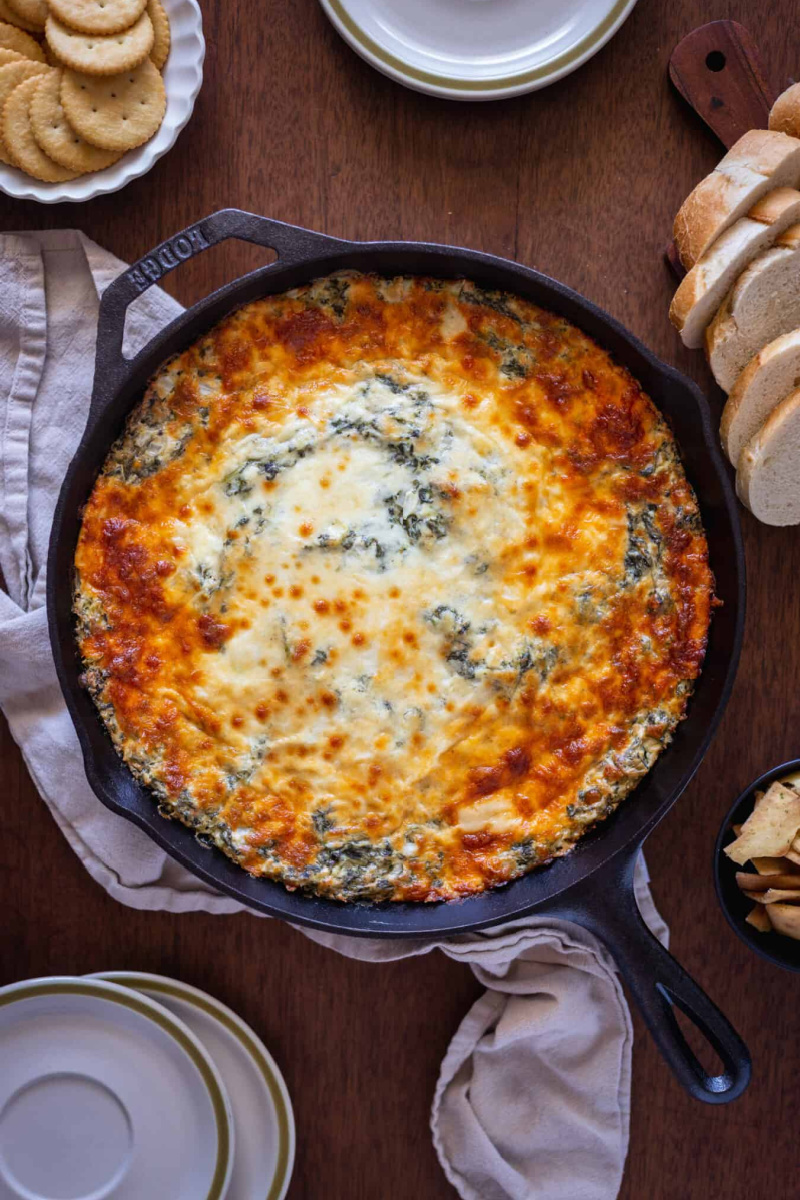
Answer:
(48, 209, 749, 1103)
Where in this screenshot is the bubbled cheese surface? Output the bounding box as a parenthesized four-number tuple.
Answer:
(74, 274, 713, 901)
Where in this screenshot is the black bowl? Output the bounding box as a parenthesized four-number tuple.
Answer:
(714, 758, 800, 973)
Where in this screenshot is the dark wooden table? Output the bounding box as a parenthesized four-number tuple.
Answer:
(1, 1, 799, 1195)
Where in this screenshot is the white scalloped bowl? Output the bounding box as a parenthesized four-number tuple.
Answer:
(0, 0, 204, 203)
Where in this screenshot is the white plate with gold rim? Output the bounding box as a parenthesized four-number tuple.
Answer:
(319, 0, 639, 100)
(0, 976, 233, 1200)
(0, 0, 204, 203)
(91, 972, 295, 1200)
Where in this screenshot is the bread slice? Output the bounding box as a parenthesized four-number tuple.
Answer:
(770, 83, 800, 139)
(673, 130, 800, 270)
(705, 224, 800, 393)
(737, 388, 800, 525)
(721, 328, 800, 464)
(670, 188, 800, 348)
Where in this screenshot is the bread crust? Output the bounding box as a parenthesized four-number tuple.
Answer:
(770, 83, 800, 140)
(670, 188, 800, 347)
(749, 184, 800, 223)
(776, 222, 800, 251)
(673, 130, 800, 270)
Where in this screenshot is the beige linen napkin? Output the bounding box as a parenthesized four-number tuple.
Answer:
(0, 231, 668, 1200)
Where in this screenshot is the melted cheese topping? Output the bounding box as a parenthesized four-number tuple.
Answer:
(74, 274, 713, 901)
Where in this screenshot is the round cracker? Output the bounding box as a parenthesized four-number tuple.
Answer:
(0, 19, 45, 58)
(0, 57, 46, 158)
(3, 74, 80, 179)
(147, 0, 168, 70)
(45, 11, 153, 75)
(0, 47, 27, 66)
(0, 0, 39, 31)
(61, 57, 164, 150)
(0, 58, 48, 110)
(48, 0, 147, 36)
(5, 0, 47, 32)
(31, 68, 120, 171)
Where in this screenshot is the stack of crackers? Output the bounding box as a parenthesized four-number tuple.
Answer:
(0, 0, 170, 182)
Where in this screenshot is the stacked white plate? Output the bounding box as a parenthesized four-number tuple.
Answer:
(319, 0, 640, 100)
(0, 973, 294, 1200)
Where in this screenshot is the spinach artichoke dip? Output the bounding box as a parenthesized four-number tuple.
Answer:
(74, 274, 713, 902)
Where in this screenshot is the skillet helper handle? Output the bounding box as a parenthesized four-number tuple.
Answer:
(560, 853, 751, 1103)
(93, 208, 348, 395)
(665, 20, 775, 279)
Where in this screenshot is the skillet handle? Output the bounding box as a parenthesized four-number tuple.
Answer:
(93, 208, 349, 402)
(554, 851, 751, 1103)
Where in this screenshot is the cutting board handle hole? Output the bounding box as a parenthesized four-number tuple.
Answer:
(705, 50, 726, 72)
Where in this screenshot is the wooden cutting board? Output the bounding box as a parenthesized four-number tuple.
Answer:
(666, 20, 777, 276)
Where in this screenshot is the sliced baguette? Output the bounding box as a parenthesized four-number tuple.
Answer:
(737, 387, 800, 525)
(770, 83, 800, 140)
(705, 224, 800, 393)
(721, 328, 800, 464)
(673, 130, 800, 270)
(670, 187, 800, 347)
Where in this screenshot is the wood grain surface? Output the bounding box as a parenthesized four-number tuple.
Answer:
(1, 1, 799, 1196)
